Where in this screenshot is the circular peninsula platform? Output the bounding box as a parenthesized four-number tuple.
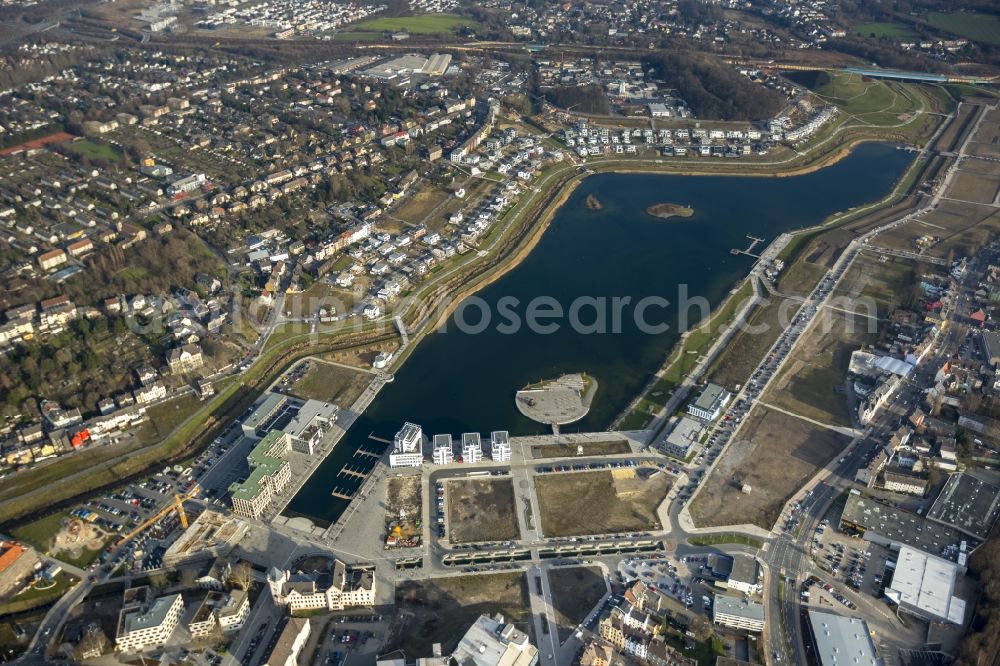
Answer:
(515, 372, 598, 428)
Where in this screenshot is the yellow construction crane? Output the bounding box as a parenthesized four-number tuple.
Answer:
(115, 484, 200, 547)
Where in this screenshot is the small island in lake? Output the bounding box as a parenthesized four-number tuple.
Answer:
(645, 202, 695, 219)
(585, 194, 603, 210)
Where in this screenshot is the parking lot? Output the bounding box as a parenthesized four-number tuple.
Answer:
(43, 419, 249, 578)
(615, 554, 720, 617)
(810, 516, 891, 600)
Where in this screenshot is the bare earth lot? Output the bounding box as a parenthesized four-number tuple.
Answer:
(763, 310, 875, 427)
(548, 566, 608, 642)
(690, 406, 849, 530)
(391, 573, 531, 656)
(831, 253, 918, 320)
(446, 478, 520, 543)
(531, 440, 631, 459)
(535, 469, 668, 537)
(385, 475, 422, 543)
(284, 359, 372, 408)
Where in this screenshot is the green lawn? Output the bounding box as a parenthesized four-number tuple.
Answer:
(927, 11, 1000, 46)
(68, 138, 122, 163)
(348, 13, 478, 34)
(332, 30, 383, 42)
(688, 533, 764, 549)
(11, 512, 68, 551)
(855, 22, 918, 40)
(814, 72, 903, 116)
(655, 279, 755, 392)
(0, 573, 75, 615)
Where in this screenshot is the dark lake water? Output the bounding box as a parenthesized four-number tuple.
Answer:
(286, 142, 913, 526)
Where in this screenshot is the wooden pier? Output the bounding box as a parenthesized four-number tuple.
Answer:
(731, 234, 765, 258)
(331, 488, 354, 500)
(368, 434, 393, 445)
(354, 448, 382, 459)
(339, 466, 368, 480)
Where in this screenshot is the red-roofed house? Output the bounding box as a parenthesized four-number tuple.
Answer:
(0, 542, 39, 597)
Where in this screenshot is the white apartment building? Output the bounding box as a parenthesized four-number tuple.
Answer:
(882, 471, 927, 496)
(462, 432, 483, 463)
(218, 590, 250, 633)
(116, 589, 184, 653)
(687, 383, 732, 422)
(390, 422, 424, 468)
(432, 434, 454, 465)
(713, 596, 765, 633)
(491, 431, 511, 462)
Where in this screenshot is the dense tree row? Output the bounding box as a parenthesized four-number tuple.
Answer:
(541, 84, 611, 115)
(643, 52, 786, 121)
(956, 533, 1000, 665)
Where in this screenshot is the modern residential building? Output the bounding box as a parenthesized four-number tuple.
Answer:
(268, 559, 376, 612)
(462, 432, 483, 463)
(886, 545, 966, 624)
(281, 400, 338, 455)
(712, 595, 765, 633)
(262, 618, 311, 666)
(806, 610, 879, 666)
(451, 614, 538, 666)
(490, 431, 511, 462)
(390, 422, 424, 468)
(661, 416, 703, 459)
(188, 593, 224, 639)
(241, 393, 292, 439)
(686, 383, 732, 422)
(217, 589, 250, 633)
(432, 434, 454, 465)
(229, 431, 293, 519)
(115, 587, 184, 653)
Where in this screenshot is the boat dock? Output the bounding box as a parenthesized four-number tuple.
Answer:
(354, 448, 382, 459)
(330, 488, 354, 500)
(339, 466, 369, 480)
(731, 234, 765, 258)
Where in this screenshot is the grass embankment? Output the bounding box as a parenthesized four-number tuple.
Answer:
(688, 533, 764, 548)
(616, 279, 755, 430)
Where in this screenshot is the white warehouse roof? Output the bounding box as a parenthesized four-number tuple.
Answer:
(886, 545, 966, 624)
(807, 610, 879, 666)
